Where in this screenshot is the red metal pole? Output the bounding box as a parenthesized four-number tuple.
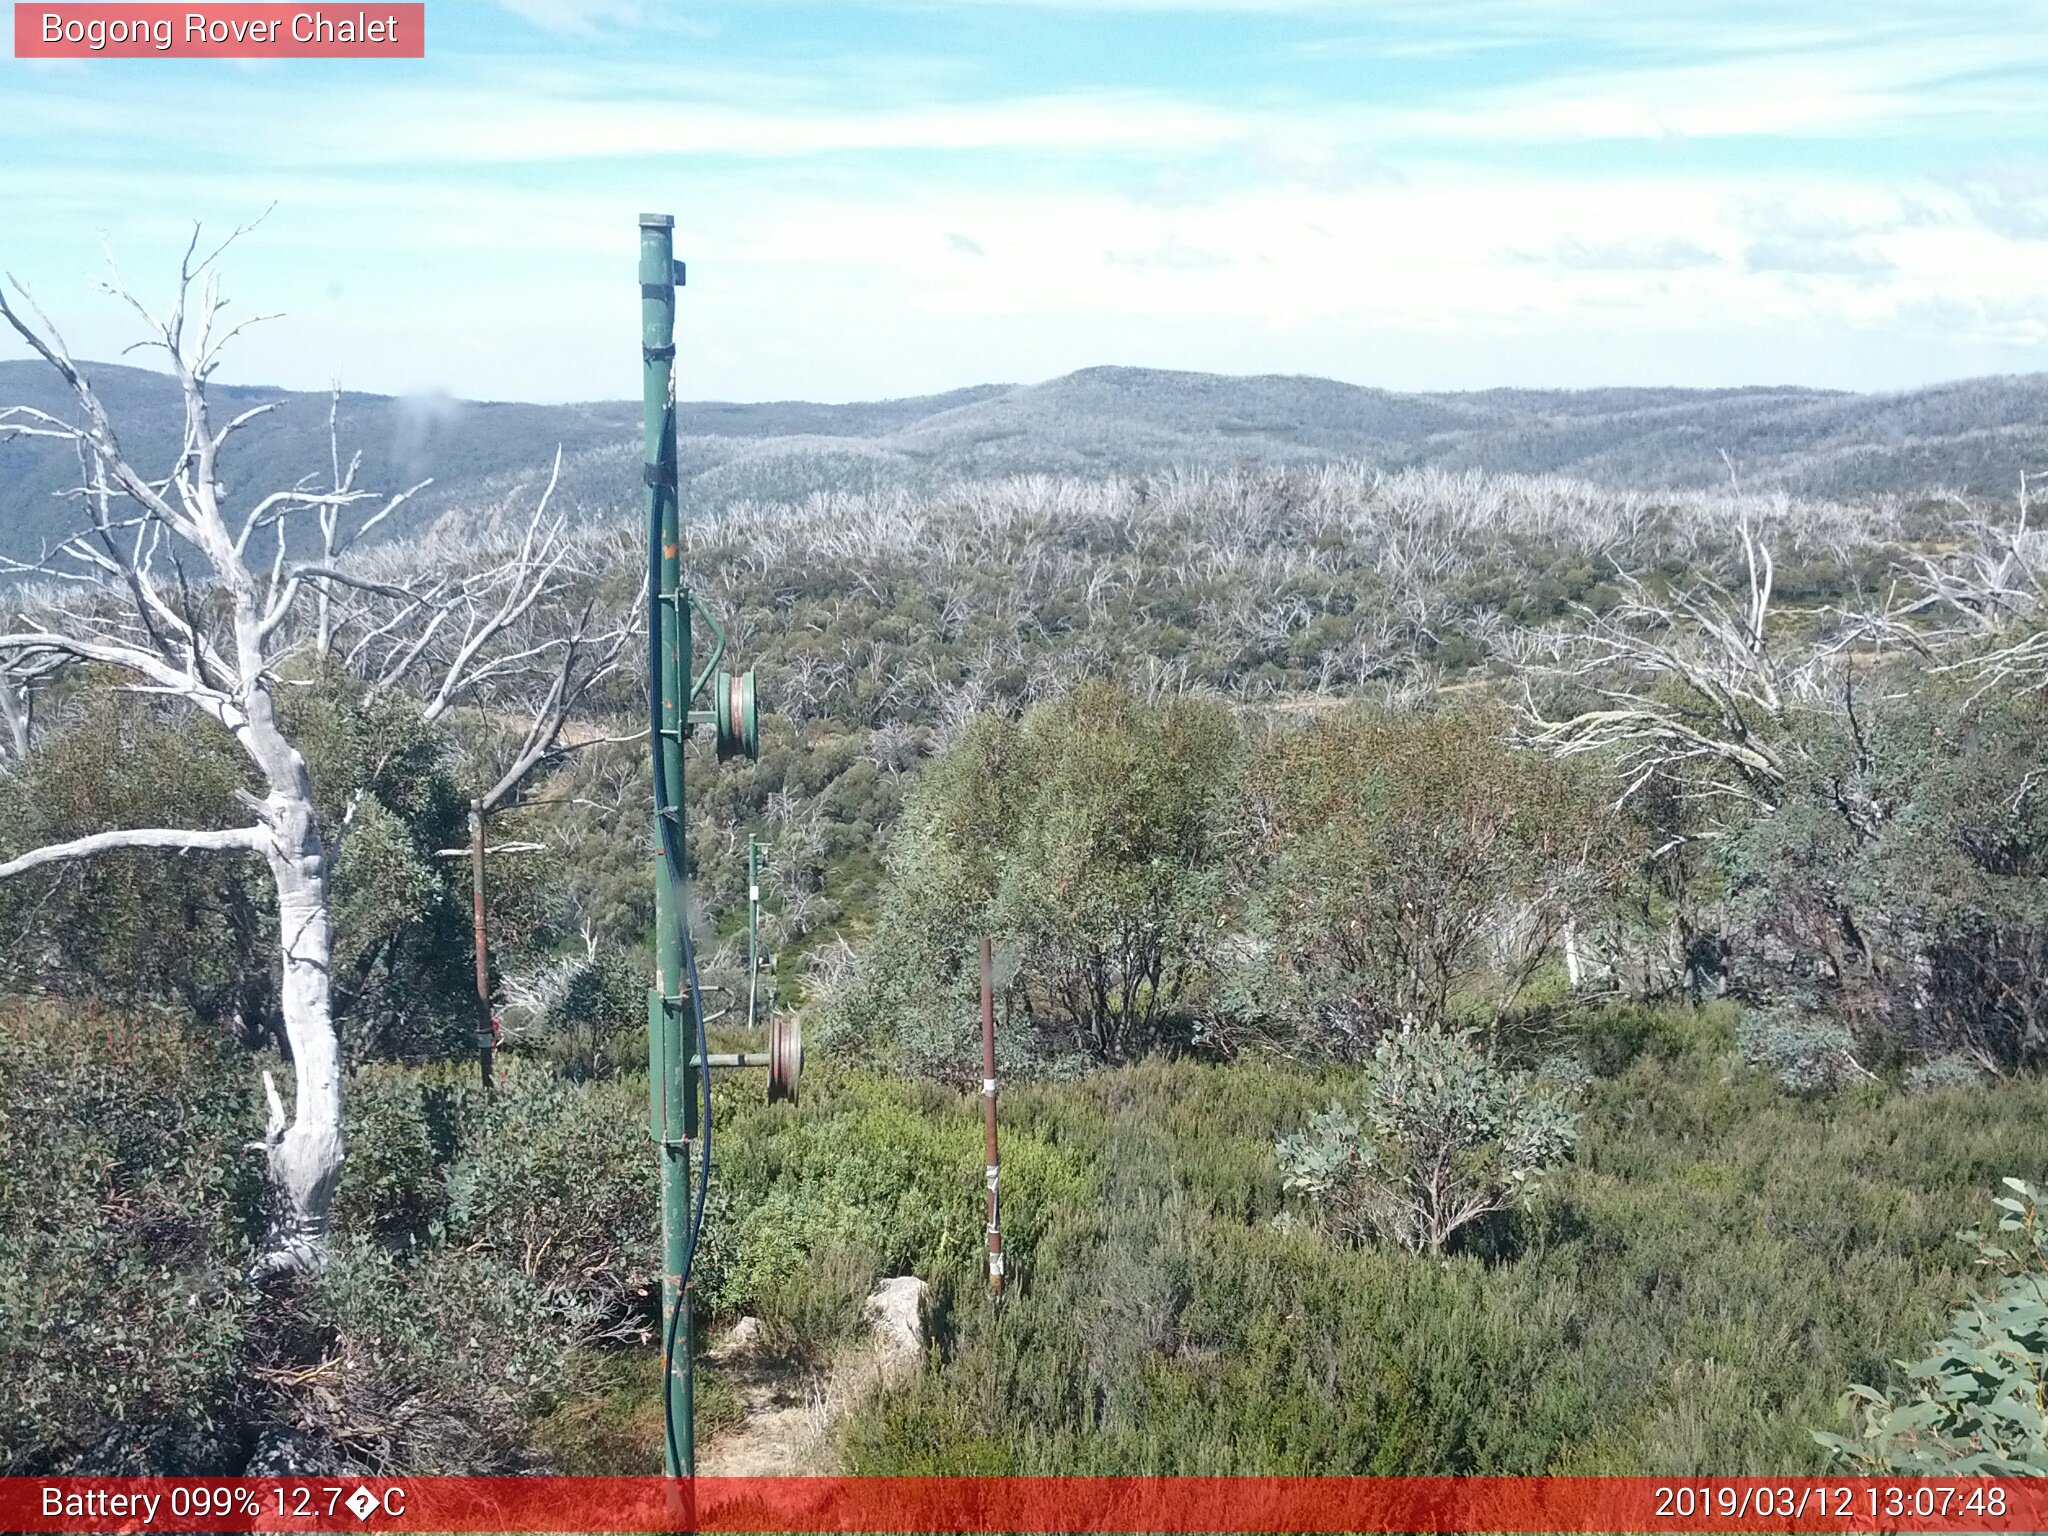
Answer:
(980, 934, 1003, 1297)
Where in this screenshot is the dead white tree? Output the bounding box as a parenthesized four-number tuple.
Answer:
(0, 231, 607, 1275)
(348, 481, 636, 1088)
(1877, 478, 2048, 694)
(1517, 522, 1847, 820)
(0, 650, 63, 767)
(341, 451, 636, 814)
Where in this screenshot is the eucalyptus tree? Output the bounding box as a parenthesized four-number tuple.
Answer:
(0, 232, 618, 1274)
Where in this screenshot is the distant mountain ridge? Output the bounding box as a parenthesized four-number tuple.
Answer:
(3, 359, 2044, 568)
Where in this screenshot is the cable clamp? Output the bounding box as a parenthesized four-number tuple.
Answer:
(985, 1165, 1000, 1191)
(642, 342, 676, 363)
(643, 461, 676, 486)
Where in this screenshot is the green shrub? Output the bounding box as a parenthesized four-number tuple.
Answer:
(840, 1037, 2048, 1476)
(837, 685, 1239, 1077)
(1233, 709, 1629, 1057)
(0, 1001, 260, 1473)
(257, 1061, 662, 1473)
(1906, 1053, 1988, 1096)
(1739, 1007, 1870, 1096)
(1719, 679, 2048, 1075)
(256, 1237, 566, 1473)
(544, 943, 645, 1082)
(697, 1072, 977, 1323)
(1816, 1179, 2048, 1474)
(333, 1065, 471, 1246)
(1276, 1027, 1580, 1254)
(692, 1066, 1089, 1363)
(1575, 1001, 1688, 1077)
(754, 1238, 886, 1361)
(0, 679, 529, 1067)
(441, 1061, 657, 1341)
(0, 697, 268, 1031)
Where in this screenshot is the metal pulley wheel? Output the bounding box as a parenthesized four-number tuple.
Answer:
(767, 1011, 802, 1104)
(714, 669, 759, 762)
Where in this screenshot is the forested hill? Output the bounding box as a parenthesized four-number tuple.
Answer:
(4, 357, 2047, 566)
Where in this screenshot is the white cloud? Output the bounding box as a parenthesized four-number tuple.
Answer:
(3, 0, 2045, 399)
(6, 155, 2047, 400)
(1531, 239, 1722, 272)
(1744, 238, 1893, 277)
(489, 0, 644, 34)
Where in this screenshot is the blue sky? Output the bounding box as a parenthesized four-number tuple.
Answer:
(3, 0, 2046, 402)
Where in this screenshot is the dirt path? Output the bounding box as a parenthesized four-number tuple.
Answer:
(696, 1277, 926, 1476)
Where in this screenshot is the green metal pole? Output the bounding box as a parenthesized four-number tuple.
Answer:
(640, 211, 695, 1480)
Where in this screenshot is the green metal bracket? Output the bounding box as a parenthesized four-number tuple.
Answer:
(687, 590, 726, 703)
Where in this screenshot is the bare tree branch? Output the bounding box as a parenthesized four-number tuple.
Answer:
(0, 823, 265, 879)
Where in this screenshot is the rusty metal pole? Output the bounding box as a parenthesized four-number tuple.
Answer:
(980, 934, 1003, 1297)
(469, 798, 493, 1091)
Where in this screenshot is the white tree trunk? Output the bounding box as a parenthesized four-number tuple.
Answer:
(0, 672, 28, 763)
(233, 655, 348, 1277)
(254, 817, 343, 1277)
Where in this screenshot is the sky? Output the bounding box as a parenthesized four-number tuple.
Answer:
(2, 0, 2047, 403)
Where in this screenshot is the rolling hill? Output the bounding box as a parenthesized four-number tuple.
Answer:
(4, 359, 2044, 570)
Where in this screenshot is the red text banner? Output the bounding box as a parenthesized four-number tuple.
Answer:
(13, 4, 425, 58)
(2, 1477, 2044, 1533)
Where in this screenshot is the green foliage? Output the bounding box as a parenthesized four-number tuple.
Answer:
(838, 684, 1240, 1075)
(1277, 1027, 1580, 1253)
(264, 1236, 566, 1473)
(0, 994, 671, 1476)
(541, 943, 645, 1081)
(13, 974, 2048, 1480)
(1235, 708, 1628, 1056)
(332, 1064, 470, 1246)
(0, 1000, 261, 1473)
(1573, 1001, 1690, 1077)
(848, 698, 1637, 1080)
(0, 692, 269, 1031)
(1907, 1053, 1989, 1096)
(843, 1035, 2048, 1476)
(695, 1066, 1085, 1362)
(288, 681, 510, 1064)
(0, 676, 539, 1067)
(440, 1061, 657, 1340)
(1719, 676, 2048, 1074)
(251, 1059, 660, 1472)
(1739, 1007, 1871, 1096)
(909, 712, 1025, 922)
(1000, 683, 1239, 1061)
(1816, 1179, 2048, 1474)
